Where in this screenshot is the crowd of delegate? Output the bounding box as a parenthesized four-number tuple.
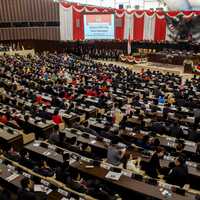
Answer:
(0, 51, 200, 200)
(68, 45, 124, 61)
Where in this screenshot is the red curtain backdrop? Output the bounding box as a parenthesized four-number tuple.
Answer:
(115, 11, 125, 40)
(133, 14, 144, 41)
(60, 3, 200, 41)
(73, 7, 84, 40)
(154, 16, 166, 41)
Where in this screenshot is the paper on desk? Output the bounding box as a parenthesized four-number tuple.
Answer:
(105, 171, 122, 181)
(90, 140, 96, 144)
(33, 143, 40, 147)
(6, 173, 19, 182)
(34, 184, 44, 192)
(69, 158, 76, 165)
(34, 184, 52, 194)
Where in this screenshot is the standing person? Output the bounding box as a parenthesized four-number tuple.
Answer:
(52, 109, 62, 125)
(146, 147, 165, 178)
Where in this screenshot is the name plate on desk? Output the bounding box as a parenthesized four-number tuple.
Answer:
(185, 141, 195, 147)
(22, 172, 31, 178)
(105, 171, 122, 181)
(81, 157, 91, 163)
(7, 164, 15, 171)
(90, 140, 96, 144)
(159, 182, 172, 190)
(43, 151, 51, 156)
(41, 179, 50, 186)
(58, 188, 69, 197)
(33, 142, 40, 147)
(101, 163, 110, 170)
(48, 144, 56, 151)
(103, 138, 110, 143)
(123, 171, 132, 178)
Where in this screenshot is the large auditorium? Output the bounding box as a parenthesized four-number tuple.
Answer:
(0, 0, 200, 199)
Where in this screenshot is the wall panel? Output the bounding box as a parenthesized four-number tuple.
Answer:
(0, 0, 60, 41)
(0, 0, 59, 22)
(0, 27, 59, 41)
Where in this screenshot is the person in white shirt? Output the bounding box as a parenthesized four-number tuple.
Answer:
(126, 153, 141, 174)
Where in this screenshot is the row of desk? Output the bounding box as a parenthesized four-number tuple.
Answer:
(24, 141, 197, 200)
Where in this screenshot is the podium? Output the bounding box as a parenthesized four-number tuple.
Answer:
(183, 59, 193, 73)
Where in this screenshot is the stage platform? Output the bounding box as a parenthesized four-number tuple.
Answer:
(0, 49, 35, 56)
(96, 60, 193, 80)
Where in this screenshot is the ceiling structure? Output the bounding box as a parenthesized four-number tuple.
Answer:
(163, 0, 200, 10)
(66, 0, 200, 10)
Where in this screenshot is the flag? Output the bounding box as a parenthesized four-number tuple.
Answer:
(165, 14, 176, 33)
(127, 31, 131, 55)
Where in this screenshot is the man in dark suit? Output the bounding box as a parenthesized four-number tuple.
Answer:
(56, 153, 70, 184)
(146, 146, 165, 178)
(166, 156, 188, 187)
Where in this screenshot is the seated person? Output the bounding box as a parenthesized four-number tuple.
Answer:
(136, 135, 152, 149)
(52, 109, 62, 125)
(18, 177, 37, 200)
(18, 115, 33, 134)
(19, 149, 36, 169)
(150, 138, 160, 150)
(72, 118, 83, 130)
(171, 142, 185, 158)
(67, 103, 76, 113)
(166, 156, 188, 187)
(163, 104, 171, 119)
(145, 146, 165, 178)
(107, 139, 126, 166)
(151, 121, 166, 135)
(48, 125, 60, 144)
(38, 106, 51, 120)
(82, 121, 98, 137)
(188, 125, 200, 142)
(3, 144, 20, 162)
(0, 112, 9, 124)
(158, 95, 165, 104)
(34, 160, 54, 177)
(78, 142, 91, 152)
(169, 122, 183, 139)
(99, 125, 115, 140)
(65, 169, 87, 193)
(56, 153, 70, 184)
(125, 153, 141, 174)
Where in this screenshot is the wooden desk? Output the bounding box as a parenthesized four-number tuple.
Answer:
(0, 163, 71, 200)
(25, 142, 64, 164)
(121, 131, 198, 154)
(0, 164, 24, 192)
(62, 130, 200, 185)
(24, 142, 195, 200)
(0, 128, 23, 151)
(62, 129, 108, 151)
(17, 116, 55, 139)
(71, 161, 194, 200)
(76, 106, 97, 119)
(62, 113, 80, 128)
